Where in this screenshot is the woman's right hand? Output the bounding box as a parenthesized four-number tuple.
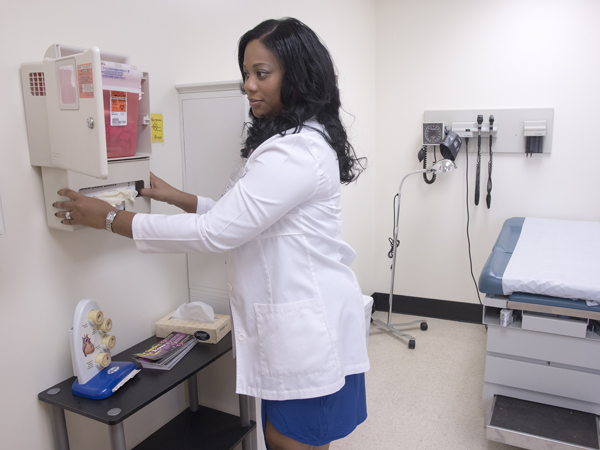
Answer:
(139, 172, 178, 203)
(139, 172, 198, 213)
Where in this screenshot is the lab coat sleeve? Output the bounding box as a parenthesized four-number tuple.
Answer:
(132, 133, 320, 254)
(196, 196, 216, 214)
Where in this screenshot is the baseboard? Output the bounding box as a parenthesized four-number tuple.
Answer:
(371, 292, 483, 324)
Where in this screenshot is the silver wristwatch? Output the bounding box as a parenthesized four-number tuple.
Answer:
(105, 209, 119, 233)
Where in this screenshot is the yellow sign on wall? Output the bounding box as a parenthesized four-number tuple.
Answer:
(151, 114, 164, 143)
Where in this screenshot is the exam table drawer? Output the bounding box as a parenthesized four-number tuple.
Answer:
(487, 325, 600, 371)
(484, 355, 600, 404)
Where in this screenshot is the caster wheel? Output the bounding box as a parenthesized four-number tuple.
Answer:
(420, 322, 428, 331)
(408, 339, 416, 349)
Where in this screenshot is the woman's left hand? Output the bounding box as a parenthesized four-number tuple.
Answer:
(54, 189, 114, 229)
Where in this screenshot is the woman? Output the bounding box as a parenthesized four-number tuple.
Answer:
(55, 18, 369, 450)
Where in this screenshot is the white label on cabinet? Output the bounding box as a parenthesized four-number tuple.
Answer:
(110, 90, 127, 126)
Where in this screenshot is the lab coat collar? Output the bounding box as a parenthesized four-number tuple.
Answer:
(248, 119, 323, 162)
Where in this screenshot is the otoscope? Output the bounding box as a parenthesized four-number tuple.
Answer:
(475, 115, 483, 205)
(486, 115, 494, 209)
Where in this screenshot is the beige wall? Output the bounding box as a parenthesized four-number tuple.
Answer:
(0, 1, 376, 449)
(374, 0, 600, 303)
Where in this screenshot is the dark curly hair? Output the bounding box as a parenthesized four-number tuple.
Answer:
(238, 17, 365, 184)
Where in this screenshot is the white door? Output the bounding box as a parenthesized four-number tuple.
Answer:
(178, 82, 248, 314)
(178, 82, 264, 450)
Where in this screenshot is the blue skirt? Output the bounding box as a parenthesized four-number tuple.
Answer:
(261, 373, 367, 447)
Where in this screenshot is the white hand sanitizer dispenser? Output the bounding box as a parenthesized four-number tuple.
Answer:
(21, 44, 152, 230)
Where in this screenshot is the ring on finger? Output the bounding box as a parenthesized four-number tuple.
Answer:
(65, 211, 72, 220)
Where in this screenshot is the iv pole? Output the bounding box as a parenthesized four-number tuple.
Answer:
(371, 159, 457, 349)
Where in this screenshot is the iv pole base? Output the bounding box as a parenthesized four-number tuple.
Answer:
(371, 317, 427, 349)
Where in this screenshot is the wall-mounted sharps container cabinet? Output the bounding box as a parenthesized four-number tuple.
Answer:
(21, 44, 151, 231)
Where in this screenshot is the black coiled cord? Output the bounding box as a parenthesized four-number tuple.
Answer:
(388, 194, 400, 264)
(422, 145, 436, 184)
(388, 237, 398, 259)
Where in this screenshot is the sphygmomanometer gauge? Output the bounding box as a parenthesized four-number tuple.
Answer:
(423, 123, 444, 145)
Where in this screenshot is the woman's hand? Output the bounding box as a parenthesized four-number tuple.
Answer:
(139, 172, 198, 213)
(54, 189, 114, 229)
(139, 172, 179, 203)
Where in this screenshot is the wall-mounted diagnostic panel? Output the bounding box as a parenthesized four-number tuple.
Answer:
(21, 44, 152, 231)
(424, 108, 553, 156)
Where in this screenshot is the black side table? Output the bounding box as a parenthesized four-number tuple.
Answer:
(38, 333, 256, 450)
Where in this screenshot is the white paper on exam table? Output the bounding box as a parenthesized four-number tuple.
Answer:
(502, 218, 600, 305)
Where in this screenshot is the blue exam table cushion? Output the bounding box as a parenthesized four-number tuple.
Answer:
(479, 217, 525, 296)
(480, 217, 600, 304)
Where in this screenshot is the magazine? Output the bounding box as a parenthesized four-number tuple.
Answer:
(132, 332, 197, 370)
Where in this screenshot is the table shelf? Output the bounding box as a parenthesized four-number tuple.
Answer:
(133, 405, 255, 450)
(38, 332, 255, 450)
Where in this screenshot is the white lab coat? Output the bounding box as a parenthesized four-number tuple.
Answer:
(132, 121, 370, 400)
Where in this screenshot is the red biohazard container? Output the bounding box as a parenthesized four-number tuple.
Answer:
(101, 61, 143, 159)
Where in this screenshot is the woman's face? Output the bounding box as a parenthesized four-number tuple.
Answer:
(243, 40, 284, 118)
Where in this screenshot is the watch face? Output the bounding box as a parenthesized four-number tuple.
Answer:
(424, 123, 443, 145)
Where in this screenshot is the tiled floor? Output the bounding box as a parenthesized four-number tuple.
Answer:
(332, 311, 518, 449)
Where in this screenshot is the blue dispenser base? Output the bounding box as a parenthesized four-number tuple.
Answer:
(72, 361, 138, 400)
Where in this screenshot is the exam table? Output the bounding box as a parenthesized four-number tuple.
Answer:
(479, 217, 600, 450)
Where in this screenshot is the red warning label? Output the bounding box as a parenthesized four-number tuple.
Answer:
(77, 64, 94, 99)
(110, 91, 127, 112)
(110, 90, 127, 126)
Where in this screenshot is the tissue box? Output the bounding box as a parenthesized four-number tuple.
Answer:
(155, 311, 231, 344)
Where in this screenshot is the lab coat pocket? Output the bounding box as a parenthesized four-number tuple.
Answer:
(254, 298, 337, 378)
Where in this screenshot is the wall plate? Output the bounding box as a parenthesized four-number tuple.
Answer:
(424, 108, 554, 154)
